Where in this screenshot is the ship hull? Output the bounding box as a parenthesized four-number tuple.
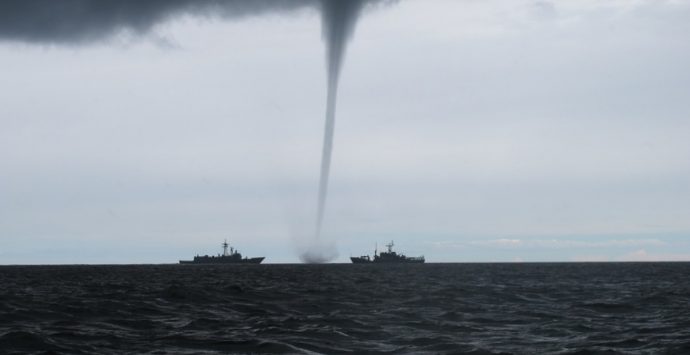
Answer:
(179, 257, 264, 264)
(350, 257, 425, 264)
(372, 258, 424, 264)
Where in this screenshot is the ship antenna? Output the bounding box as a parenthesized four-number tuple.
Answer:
(223, 239, 229, 256)
(387, 240, 394, 253)
(375, 242, 378, 256)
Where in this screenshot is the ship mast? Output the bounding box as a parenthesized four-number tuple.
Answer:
(386, 240, 394, 253)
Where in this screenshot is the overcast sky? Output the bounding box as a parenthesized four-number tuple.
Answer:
(1, 0, 689, 264)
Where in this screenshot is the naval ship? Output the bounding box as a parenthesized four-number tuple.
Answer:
(351, 241, 424, 264)
(179, 240, 264, 264)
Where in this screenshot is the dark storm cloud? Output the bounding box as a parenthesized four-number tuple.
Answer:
(0, 0, 385, 44)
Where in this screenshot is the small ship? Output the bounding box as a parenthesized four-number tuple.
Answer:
(351, 241, 425, 264)
(179, 240, 264, 264)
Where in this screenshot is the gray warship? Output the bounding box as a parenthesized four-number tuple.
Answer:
(180, 240, 264, 264)
(351, 241, 424, 264)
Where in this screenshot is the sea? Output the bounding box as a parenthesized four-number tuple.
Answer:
(1, 262, 689, 354)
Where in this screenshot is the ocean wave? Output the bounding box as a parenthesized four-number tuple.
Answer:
(0, 263, 689, 353)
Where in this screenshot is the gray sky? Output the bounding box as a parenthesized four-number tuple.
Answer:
(1, 0, 689, 263)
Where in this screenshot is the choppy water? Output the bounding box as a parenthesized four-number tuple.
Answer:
(1, 263, 689, 354)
